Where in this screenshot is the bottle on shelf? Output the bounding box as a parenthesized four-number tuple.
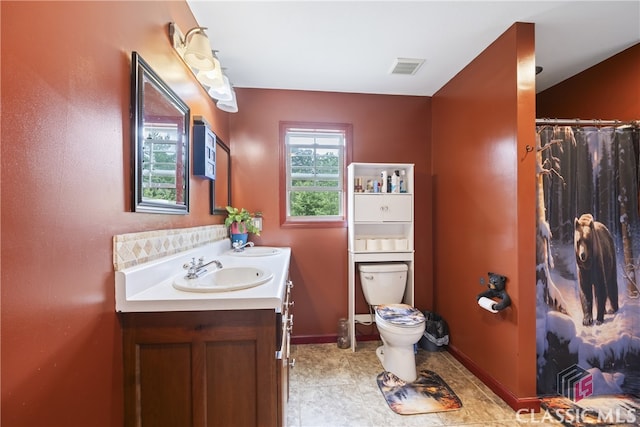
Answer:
(391, 170, 400, 193)
(381, 170, 388, 193)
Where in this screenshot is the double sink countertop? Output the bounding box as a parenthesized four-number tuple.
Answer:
(115, 238, 291, 313)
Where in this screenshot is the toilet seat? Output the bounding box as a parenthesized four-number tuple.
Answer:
(375, 304, 425, 328)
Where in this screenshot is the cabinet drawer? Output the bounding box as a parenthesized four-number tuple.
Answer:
(353, 194, 412, 222)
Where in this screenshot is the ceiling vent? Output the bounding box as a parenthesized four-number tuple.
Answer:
(390, 58, 425, 75)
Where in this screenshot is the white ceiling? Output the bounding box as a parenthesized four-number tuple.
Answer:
(187, 1, 640, 96)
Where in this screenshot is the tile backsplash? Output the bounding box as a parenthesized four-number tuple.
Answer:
(113, 225, 228, 271)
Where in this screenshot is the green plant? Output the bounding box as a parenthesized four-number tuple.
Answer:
(224, 206, 260, 235)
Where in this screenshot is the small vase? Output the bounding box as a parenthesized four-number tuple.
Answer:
(230, 222, 247, 234)
(230, 233, 248, 247)
(229, 222, 250, 247)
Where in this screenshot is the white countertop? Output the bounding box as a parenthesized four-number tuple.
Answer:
(115, 239, 291, 313)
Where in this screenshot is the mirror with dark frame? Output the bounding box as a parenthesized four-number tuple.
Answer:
(131, 52, 190, 214)
(211, 138, 231, 215)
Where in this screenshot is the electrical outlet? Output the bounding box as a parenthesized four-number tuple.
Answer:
(479, 277, 485, 285)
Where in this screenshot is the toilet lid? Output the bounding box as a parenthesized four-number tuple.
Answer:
(375, 304, 425, 327)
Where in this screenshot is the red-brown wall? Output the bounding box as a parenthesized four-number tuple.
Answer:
(537, 43, 640, 120)
(8, 2, 630, 423)
(431, 23, 537, 408)
(228, 89, 432, 339)
(1, 2, 227, 425)
(2, 3, 431, 423)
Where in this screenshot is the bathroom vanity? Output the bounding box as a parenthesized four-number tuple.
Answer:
(116, 241, 293, 427)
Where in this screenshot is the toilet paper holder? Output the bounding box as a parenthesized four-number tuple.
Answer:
(477, 272, 511, 313)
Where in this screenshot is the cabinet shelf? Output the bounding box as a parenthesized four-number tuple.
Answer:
(351, 250, 413, 254)
(353, 192, 413, 195)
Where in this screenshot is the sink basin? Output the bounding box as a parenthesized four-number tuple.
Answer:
(227, 247, 282, 257)
(172, 267, 273, 293)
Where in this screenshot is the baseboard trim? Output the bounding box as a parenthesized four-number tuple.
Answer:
(447, 344, 541, 412)
(291, 335, 336, 345)
(291, 334, 380, 345)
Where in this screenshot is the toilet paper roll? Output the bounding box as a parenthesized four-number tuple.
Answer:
(478, 296, 499, 313)
(380, 239, 394, 251)
(366, 239, 380, 251)
(394, 239, 408, 251)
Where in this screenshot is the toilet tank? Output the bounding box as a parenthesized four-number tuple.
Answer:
(358, 263, 408, 306)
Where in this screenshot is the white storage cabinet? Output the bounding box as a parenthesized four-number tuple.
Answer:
(347, 163, 415, 351)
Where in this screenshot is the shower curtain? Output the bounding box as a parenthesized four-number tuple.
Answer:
(536, 124, 640, 398)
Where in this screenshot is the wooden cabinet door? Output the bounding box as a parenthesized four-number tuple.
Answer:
(137, 342, 194, 426)
(122, 310, 278, 427)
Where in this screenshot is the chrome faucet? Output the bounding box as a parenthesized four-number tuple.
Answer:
(232, 240, 254, 252)
(183, 257, 223, 279)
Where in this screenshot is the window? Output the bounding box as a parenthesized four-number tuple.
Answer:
(280, 122, 351, 226)
(142, 122, 185, 204)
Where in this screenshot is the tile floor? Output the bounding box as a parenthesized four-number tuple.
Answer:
(287, 341, 562, 427)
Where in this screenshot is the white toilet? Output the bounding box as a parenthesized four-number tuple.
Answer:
(358, 263, 426, 382)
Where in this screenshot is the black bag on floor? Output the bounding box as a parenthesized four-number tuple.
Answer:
(419, 311, 449, 351)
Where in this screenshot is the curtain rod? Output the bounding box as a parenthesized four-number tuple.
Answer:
(536, 118, 639, 127)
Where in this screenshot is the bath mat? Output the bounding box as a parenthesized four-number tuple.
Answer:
(376, 370, 462, 415)
(540, 394, 640, 426)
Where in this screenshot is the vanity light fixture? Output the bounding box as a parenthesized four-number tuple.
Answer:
(183, 30, 215, 70)
(171, 24, 215, 71)
(169, 22, 237, 112)
(196, 53, 224, 89)
(208, 74, 233, 102)
(216, 86, 238, 113)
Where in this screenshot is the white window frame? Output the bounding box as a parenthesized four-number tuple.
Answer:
(281, 122, 350, 224)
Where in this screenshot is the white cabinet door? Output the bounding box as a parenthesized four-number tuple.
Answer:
(353, 194, 412, 222)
